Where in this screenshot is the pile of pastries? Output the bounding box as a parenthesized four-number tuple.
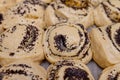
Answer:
(0, 0, 120, 80)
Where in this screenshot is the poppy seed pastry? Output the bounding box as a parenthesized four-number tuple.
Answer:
(99, 63, 120, 80)
(0, 60, 47, 80)
(45, 0, 94, 28)
(1, 0, 47, 30)
(90, 23, 120, 68)
(94, 0, 120, 27)
(0, 0, 23, 14)
(0, 23, 44, 65)
(47, 60, 95, 80)
(43, 23, 92, 64)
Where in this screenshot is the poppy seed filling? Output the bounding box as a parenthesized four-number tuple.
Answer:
(18, 25, 39, 52)
(64, 68, 89, 80)
(115, 28, 120, 47)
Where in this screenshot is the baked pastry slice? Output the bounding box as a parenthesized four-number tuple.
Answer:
(0, 23, 44, 65)
(45, 0, 94, 28)
(43, 23, 92, 64)
(94, 0, 120, 27)
(1, 0, 47, 29)
(90, 23, 120, 68)
(47, 60, 95, 80)
(0, 60, 47, 80)
(99, 63, 120, 80)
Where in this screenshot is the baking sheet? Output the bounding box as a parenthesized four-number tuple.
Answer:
(41, 60, 103, 80)
(87, 60, 102, 80)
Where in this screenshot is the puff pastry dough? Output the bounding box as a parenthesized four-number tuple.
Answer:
(0, 60, 47, 80)
(0, 23, 44, 65)
(43, 23, 92, 64)
(90, 23, 120, 68)
(47, 60, 95, 80)
(45, 0, 94, 28)
(99, 63, 120, 80)
(94, 0, 120, 27)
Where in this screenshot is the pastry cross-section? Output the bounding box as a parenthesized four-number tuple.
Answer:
(0, 23, 44, 65)
(0, 60, 47, 80)
(43, 23, 92, 64)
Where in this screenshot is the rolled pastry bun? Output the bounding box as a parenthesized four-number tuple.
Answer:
(43, 23, 92, 64)
(0, 0, 22, 32)
(1, 0, 47, 30)
(90, 23, 120, 68)
(0, 60, 47, 80)
(94, 0, 120, 27)
(99, 63, 120, 80)
(47, 60, 95, 80)
(45, 0, 94, 28)
(0, 23, 44, 66)
(0, 0, 23, 14)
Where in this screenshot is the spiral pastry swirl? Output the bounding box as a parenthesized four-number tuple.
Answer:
(99, 63, 120, 80)
(0, 60, 47, 80)
(0, 23, 44, 65)
(90, 23, 120, 68)
(47, 60, 94, 80)
(43, 23, 92, 64)
(94, 0, 120, 27)
(45, 0, 94, 28)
